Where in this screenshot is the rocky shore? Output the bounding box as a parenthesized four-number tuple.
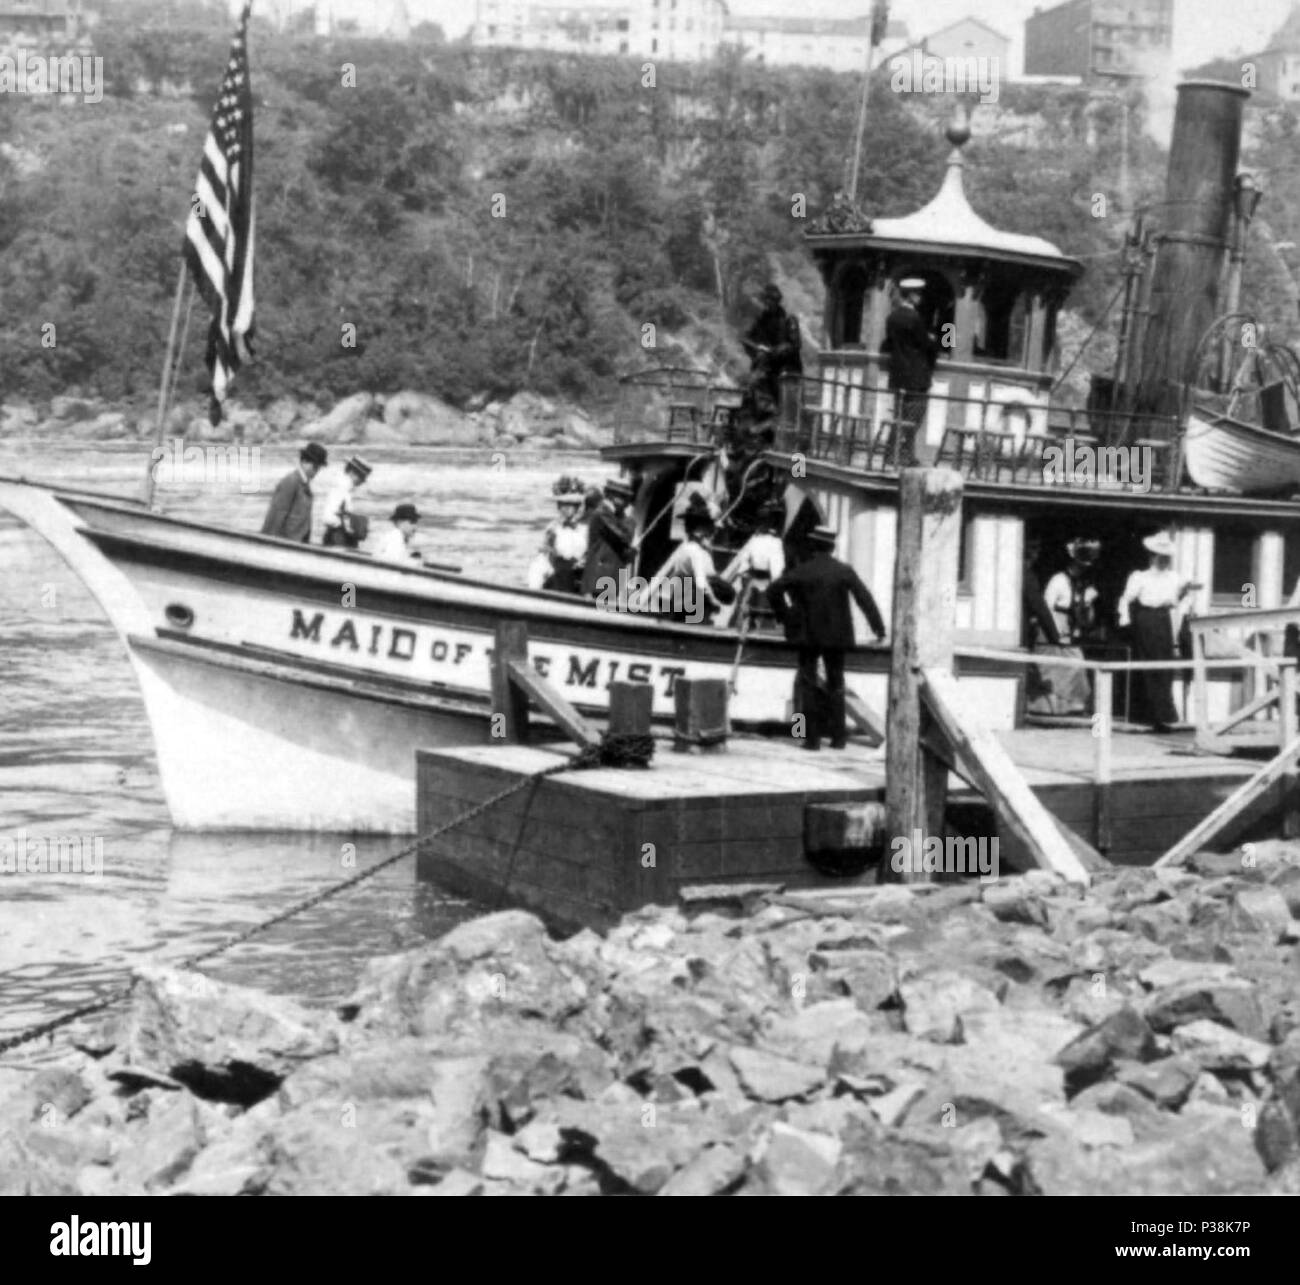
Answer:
(0, 389, 608, 453)
(5, 847, 1300, 1197)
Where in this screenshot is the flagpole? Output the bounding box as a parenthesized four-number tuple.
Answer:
(142, 262, 190, 508)
(847, 35, 880, 203)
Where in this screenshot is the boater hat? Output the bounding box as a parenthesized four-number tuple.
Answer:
(345, 455, 372, 481)
(1143, 532, 1176, 557)
(391, 503, 420, 523)
(300, 442, 328, 467)
(898, 276, 926, 291)
(808, 524, 838, 546)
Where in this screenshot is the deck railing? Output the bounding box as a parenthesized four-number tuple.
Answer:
(612, 366, 1183, 493)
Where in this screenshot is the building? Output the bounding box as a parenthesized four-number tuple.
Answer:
(721, 13, 910, 74)
(472, 0, 727, 63)
(1186, 6, 1300, 103)
(0, 1, 93, 55)
(1024, 0, 1172, 80)
(922, 15, 1009, 67)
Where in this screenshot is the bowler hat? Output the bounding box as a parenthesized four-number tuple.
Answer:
(391, 503, 420, 523)
(345, 455, 372, 481)
(604, 477, 634, 500)
(300, 442, 328, 467)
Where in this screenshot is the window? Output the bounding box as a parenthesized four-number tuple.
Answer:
(1212, 526, 1256, 607)
(975, 277, 1030, 366)
(835, 264, 870, 347)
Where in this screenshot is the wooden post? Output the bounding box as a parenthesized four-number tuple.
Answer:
(885, 468, 962, 882)
(1281, 661, 1299, 837)
(142, 263, 190, 509)
(1192, 625, 1209, 742)
(608, 681, 653, 738)
(491, 621, 530, 745)
(1094, 668, 1113, 853)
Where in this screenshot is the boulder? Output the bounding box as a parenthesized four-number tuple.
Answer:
(1114, 1056, 1199, 1109)
(1143, 977, 1266, 1042)
(382, 390, 483, 447)
(898, 969, 1002, 1043)
(110, 966, 339, 1105)
(0, 402, 40, 435)
(1230, 886, 1295, 939)
(1055, 1005, 1157, 1093)
(263, 397, 304, 434)
(728, 1046, 825, 1103)
(48, 395, 96, 423)
(751, 1122, 841, 1195)
(1169, 1020, 1271, 1073)
(658, 1142, 747, 1195)
(306, 392, 374, 444)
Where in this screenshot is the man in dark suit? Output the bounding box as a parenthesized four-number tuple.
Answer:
(262, 442, 327, 543)
(768, 525, 886, 751)
(582, 477, 636, 598)
(881, 277, 939, 433)
(742, 284, 802, 414)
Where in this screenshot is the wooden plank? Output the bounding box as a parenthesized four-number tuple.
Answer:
(1155, 732, 1300, 867)
(1094, 670, 1113, 853)
(504, 655, 600, 748)
(885, 468, 963, 884)
(921, 667, 1092, 885)
(845, 691, 886, 747)
(491, 621, 531, 744)
(1279, 663, 1298, 838)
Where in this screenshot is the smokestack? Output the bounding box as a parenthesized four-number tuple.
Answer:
(1131, 81, 1249, 414)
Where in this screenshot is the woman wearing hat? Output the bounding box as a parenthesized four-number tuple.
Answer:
(322, 456, 373, 549)
(1118, 532, 1201, 732)
(536, 479, 589, 594)
(1038, 537, 1101, 715)
(374, 503, 422, 563)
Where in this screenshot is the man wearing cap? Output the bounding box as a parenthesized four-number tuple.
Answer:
(582, 477, 636, 599)
(1118, 531, 1200, 732)
(261, 442, 327, 543)
(769, 526, 886, 750)
(743, 284, 802, 414)
(722, 500, 786, 630)
(882, 277, 940, 434)
(322, 456, 373, 549)
(375, 503, 422, 564)
(644, 502, 726, 624)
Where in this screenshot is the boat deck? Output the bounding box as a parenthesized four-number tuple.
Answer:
(414, 725, 1273, 930)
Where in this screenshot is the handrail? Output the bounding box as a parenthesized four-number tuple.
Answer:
(1187, 605, 1300, 632)
(959, 646, 1292, 673)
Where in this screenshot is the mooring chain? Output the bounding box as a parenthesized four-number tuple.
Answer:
(0, 741, 639, 1059)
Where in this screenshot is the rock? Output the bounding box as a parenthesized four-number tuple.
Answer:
(358, 417, 407, 445)
(558, 413, 605, 448)
(424, 1167, 486, 1196)
(898, 969, 1002, 1043)
(1188, 850, 1260, 879)
(263, 397, 304, 434)
(1169, 1020, 1272, 1073)
(307, 392, 374, 444)
(48, 395, 96, 423)
(0, 1125, 80, 1196)
(168, 1113, 272, 1196)
(1230, 887, 1295, 939)
(1273, 866, 1300, 918)
(259, 1102, 412, 1196)
(1050, 1105, 1136, 1148)
(868, 1081, 927, 1128)
(500, 391, 561, 440)
(382, 390, 483, 446)
(425, 1056, 491, 1167)
(836, 1116, 971, 1195)
(1114, 1056, 1199, 1109)
(112, 965, 339, 1104)
(0, 401, 40, 434)
(82, 411, 130, 440)
(760, 999, 878, 1067)
(807, 947, 897, 1010)
(981, 881, 1050, 927)
(27, 1069, 92, 1122)
(111, 1092, 206, 1193)
(481, 1130, 562, 1192)
(752, 1121, 841, 1195)
(728, 1046, 825, 1103)
(1255, 1099, 1297, 1172)
(1143, 978, 1266, 1042)
(1055, 1005, 1157, 1093)
(1137, 959, 1239, 989)
(658, 1142, 747, 1195)
(513, 1118, 564, 1165)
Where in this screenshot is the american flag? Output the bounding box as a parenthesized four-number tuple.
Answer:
(184, 2, 255, 424)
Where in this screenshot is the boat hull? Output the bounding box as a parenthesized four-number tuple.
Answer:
(1182, 408, 1300, 493)
(0, 477, 1022, 831)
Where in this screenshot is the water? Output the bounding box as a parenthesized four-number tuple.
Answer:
(0, 441, 615, 1052)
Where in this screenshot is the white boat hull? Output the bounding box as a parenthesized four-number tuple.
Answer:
(1182, 408, 1300, 493)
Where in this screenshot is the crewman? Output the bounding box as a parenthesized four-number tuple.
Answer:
(768, 525, 886, 751)
(374, 503, 422, 563)
(644, 497, 727, 624)
(582, 477, 636, 598)
(882, 276, 940, 432)
(261, 442, 327, 543)
(742, 284, 802, 414)
(321, 456, 372, 549)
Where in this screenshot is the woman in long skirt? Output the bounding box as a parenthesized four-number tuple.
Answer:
(1117, 532, 1200, 732)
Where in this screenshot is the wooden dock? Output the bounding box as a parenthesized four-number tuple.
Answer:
(415, 727, 1275, 931)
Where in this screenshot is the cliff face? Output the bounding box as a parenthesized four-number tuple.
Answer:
(0, 31, 1195, 423)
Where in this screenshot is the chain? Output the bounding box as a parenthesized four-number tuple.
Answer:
(0, 741, 634, 1060)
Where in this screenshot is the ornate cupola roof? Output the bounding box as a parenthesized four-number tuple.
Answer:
(807, 108, 1084, 278)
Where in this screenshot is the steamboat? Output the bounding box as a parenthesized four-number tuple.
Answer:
(2, 79, 1296, 833)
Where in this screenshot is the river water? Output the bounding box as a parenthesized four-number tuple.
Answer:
(0, 442, 615, 1053)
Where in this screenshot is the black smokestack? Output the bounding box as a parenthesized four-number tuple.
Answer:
(1131, 81, 1249, 413)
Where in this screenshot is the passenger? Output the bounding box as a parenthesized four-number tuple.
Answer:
(374, 503, 422, 564)
(742, 284, 802, 415)
(768, 525, 886, 751)
(582, 477, 636, 599)
(882, 276, 939, 435)
(645, 499, 725, 624)
(722, 501, 786, 630)
(321, 456, 372, 549)
(538, 481, 588, 594)
(261, 442, 327, 543)
(1117, 532, 1201, 733)
(1039, 537, 1101, 715)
